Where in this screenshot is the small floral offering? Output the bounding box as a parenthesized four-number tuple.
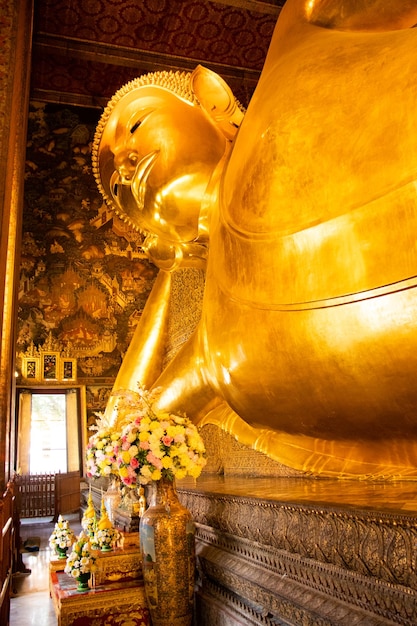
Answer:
(94, 525, 122, 551)
(49, 515, 75, 557)
(81, 490, 97, 537)
(93, 499, 122, 551)
(64, 533, 98, 579)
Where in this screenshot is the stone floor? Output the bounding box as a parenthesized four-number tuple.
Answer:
(10, 513, 81, 626)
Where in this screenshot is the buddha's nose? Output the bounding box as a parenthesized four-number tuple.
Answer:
(113, 148, 139, 185)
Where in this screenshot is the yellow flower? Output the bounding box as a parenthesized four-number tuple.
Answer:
(166, 425, 184, 438)
(148, 432, 162, 447)
(119, 466, 129, 478)
(128, 444, 139, 457)
(161, 456, 174, 469)
(150, 446, 164, 459)
(139, 430, 150, 442)
(150, 469, 162, 481)
(178, 453, 191, 468)
(140, 466, 152, 479)
(189, 464, 203, 478)
(121, 450, 131, 464)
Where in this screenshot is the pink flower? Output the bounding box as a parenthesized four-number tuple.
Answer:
(146, 452, 163, 469)
(122, 440, 131, 450)
(87, 464, 97, 475)
(140, 441, 150, 450)
(162, 435, 173, 446)
(130, 457, 139, 469)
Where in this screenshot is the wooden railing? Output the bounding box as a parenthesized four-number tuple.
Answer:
(15, 471, 80, 520)
(0, 480, 16, 626)
(15, 473, 55, 518)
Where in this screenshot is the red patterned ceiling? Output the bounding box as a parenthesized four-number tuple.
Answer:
(31, 0, 284, 109)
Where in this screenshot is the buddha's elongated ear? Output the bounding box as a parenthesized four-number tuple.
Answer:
(190, 65, 244, 140)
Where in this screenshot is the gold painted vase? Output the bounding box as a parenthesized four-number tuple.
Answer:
(139, 478, 195, 626)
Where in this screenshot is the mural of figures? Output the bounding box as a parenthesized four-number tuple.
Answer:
(18, 103, 159, 386)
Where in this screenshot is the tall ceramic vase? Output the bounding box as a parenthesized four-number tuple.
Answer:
(139, 478, 195, 626)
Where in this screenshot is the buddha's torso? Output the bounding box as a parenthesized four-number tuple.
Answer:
(200, 23, 417, 442)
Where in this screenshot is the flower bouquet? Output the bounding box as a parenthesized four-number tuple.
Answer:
(64, 533, 98, 591)
(114, 386, 207, 486)
(94, 525, 122, 551)
(48, 515, 76, 559)
(85, 415, 120, 479)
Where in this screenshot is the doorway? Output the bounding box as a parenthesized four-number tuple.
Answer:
(15, 387, 84, 475)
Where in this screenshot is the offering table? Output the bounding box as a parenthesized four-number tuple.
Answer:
(49, 533, 150, 626)
(50, 572, 151, 626)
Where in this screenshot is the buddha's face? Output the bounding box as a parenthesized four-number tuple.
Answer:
(98, 87, 226, 243)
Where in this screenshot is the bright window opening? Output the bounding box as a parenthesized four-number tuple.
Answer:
(30, 393, 67, 473)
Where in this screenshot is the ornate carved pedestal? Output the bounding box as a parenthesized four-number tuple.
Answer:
(50, 571, 150, 626)
(93, 537, 142, 585)
(178, 477, 417, 626)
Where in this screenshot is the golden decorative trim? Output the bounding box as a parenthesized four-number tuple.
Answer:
(179, 487, 417, 624)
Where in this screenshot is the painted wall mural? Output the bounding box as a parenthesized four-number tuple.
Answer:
(17, 102, 158, 423)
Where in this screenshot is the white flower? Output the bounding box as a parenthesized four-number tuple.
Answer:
(49, 516, 75, 552)
(64, 535, 97, 577)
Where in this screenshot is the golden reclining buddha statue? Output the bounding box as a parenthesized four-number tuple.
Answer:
(93, 0, 417, 479)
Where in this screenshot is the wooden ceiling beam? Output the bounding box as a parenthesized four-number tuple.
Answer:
(29, 88, 108, 109)
(33, 33, 262, 83)
(211, 0, 285, 16)
(208, 0, 283, 16)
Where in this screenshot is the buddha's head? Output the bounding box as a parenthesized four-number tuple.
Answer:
(93, 67, 243, 256)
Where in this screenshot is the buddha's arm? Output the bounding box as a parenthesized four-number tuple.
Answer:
(151, 326, 223, 422)
(105, 270, 171, 423)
